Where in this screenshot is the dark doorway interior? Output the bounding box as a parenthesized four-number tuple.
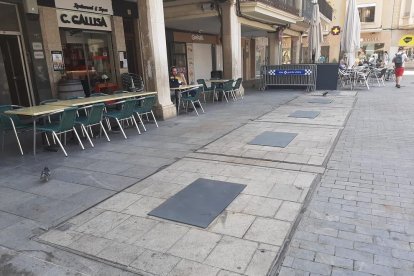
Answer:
(123, 18, 141, 76)
(0, 35, 30, 106)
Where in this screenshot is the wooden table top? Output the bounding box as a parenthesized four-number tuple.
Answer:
(45, 91, 157, 107)
(4, 105, 65, 117)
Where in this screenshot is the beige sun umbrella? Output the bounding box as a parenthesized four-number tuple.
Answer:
(340, 0, 361, 67)
(308, 0, 323, 63)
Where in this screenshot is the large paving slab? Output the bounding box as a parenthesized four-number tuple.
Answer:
(256, 106, 351, 127)
(38, 158, 318, 276)
(287, 95, 356, 108)
(198, 122, 341, 166)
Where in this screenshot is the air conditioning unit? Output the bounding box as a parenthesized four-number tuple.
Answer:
(23, 0, 38, 14)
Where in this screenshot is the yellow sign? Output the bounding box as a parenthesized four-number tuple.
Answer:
(331, 26, 341, 35)
(399, 35, 414, 46)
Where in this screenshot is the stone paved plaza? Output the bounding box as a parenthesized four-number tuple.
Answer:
(1, 76, 414, 275)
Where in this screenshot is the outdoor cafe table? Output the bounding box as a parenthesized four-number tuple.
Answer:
(208, 79, 231, 83)
(5, 105, 66, 156)
(170, 84, 202, 113)
(44, 91, 158, 107)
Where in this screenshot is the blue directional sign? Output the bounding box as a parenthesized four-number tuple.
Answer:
(268, 69, 312, 76)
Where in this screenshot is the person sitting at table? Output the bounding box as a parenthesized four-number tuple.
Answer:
(169, 66, 187, 88)
(169, 66, 197, 97)
(339, 58, 347, 70)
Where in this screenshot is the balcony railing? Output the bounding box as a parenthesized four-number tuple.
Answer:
(318, 0, 333, 21)
(240, 0, 300, 17)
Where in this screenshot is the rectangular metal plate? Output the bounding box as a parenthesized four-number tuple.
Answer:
(288, 110, 320, 119)
(148, 178, 246, 228)
(307, 98, 332, 104)
(249, 131, 298, 148)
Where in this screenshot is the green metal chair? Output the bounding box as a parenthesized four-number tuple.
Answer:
(40, 99, 60, 123)
(37, 107, 84, 157)
(232, 78, 243, 99)
(215, 80, 235, 102)
(196, 79, 214, 102)
(181, 87, 205, 116)
(104, 99, 141, 139)
(0, 105, 32, 155)
(75, 103, 110, 147)
(133, 96, 158, 132)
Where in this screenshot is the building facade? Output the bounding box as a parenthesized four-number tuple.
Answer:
(329, 0, 414, 67)
(0, 0, 334, 120)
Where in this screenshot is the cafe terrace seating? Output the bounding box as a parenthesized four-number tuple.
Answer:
(104, 99, 141, 139)
(0, 105, 32, 155)
(133, 95, 159, 131)
(180, 87, 205, 116)
(75, 103, 110, 147)
(37, 107, 84, 157)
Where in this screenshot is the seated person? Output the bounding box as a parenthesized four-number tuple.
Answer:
(169, 66, 187, 88)
(339, 59, 347, 70)
(376, 59, 384, 68)
(169, 66, 196, 97)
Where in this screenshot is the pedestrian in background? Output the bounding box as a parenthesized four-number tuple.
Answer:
(392, 46, 409, 88)
(384, 51, 389, 66)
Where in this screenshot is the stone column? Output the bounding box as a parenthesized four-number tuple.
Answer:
(137, 0, 176, 120)
(268, 29, 283, 65)
(39, 6, 62, 99)
(221, 0, 242, 80)
(291, 36, 301, 64)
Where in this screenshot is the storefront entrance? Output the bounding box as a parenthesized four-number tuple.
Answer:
(60, 29, 115, 93)
(0, 35, 31, 106)
(0, 2, 33, 106)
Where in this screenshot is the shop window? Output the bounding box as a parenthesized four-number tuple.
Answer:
(320, 46, 329, 63)
(60, 30, 114, 93)
(282, 49, 291, 64)
(169, 42, 188, 80)
(0, 3, 20, 33)
(255, 38, 267, 78)
(359, 43, 385, 64)
(358, 5, 376, 23)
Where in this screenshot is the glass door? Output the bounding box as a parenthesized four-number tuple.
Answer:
(170, 42, 188, 81)
(61, 30, 114, 94)
(0, 2, 33, 106)
(0, 35, 31, 106)
(84, 31, 114, 90)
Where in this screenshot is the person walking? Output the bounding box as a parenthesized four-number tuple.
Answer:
(392, 46, 409, 88)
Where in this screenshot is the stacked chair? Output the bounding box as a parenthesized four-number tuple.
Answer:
(121, 73, 144, 92)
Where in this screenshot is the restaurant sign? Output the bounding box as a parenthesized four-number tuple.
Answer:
(57, 10, 112, 31)
(55, 0, 113, 15)
(173, 32, 219, 44)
